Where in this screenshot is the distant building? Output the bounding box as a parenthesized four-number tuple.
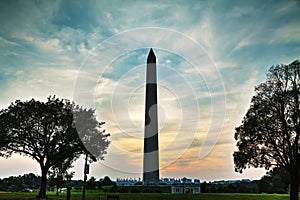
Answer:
(171, 177, 201, 194)
(116, 176, 201, 189)
(211, 179, 251, 185)
(158, 177, 201, 186)
(194, 179, 201, 185)
(116, 178, 140, 186)
(159, 178, 181, 185)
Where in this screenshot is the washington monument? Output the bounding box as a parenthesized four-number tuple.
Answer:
(143, 48, 159, 185)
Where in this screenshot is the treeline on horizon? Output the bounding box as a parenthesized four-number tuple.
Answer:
(0, 174, 122, 191)
(0, 174, 116, 193)
(0, 167, 297, 194)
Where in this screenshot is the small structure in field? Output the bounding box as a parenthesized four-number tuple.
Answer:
(171, 185, 201, 194)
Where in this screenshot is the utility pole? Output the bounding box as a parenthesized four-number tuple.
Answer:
(82, 153, 89, 200)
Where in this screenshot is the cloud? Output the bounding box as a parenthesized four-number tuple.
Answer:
(0, 0, 299, 181)
(0, 37, 19, 47)
(0, 67, 79, 109)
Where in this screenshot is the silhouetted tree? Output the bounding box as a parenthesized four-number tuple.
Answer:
(0, 173, 41, 192)
(22, 173, 41, 189)
(227, 184, 237, 193)
(99, 176, 114, 187)
(200, 181, 208, 193)
(48, 157, 75, 195)
(234, 60, 300, 200)
(86, 176, 97, 190)
(258, 167, 290, 194)
(0, 96, 110, 199)
(49, 174, 63, 195)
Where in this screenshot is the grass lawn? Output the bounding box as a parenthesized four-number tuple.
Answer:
(0, 192, 294, 200)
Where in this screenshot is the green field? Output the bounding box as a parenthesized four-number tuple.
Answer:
(0, 192, 294, 200)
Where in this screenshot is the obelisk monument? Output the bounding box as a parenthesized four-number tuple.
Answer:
(143, 48, 159, 185)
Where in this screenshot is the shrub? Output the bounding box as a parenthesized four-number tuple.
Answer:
(131, 188, 141, 193)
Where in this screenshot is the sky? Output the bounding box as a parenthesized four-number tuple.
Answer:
(0, 0, 300, 182)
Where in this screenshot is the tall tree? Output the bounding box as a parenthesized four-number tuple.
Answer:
(0, 96, 110, 199)
(233, 60, 300, 200)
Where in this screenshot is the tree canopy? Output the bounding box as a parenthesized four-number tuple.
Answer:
(0, 96, 110, 199)
(233, 60, 300, 200)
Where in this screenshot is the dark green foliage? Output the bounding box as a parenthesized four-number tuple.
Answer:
(0, 173, 40, 192)
(100, 185, 170, 194)
(233, 60, 300, 200)
(99, 176, 115, 187)
(200, 181, 208, 193)
(48, 171, 74, 195)
(109, 184, 118, 193)
(140, 186, 169, 193)
(258, 167, 290, 194)
(0, 192, 294, 200)
(118, 187, 129, 193)
(200, 182, 257, 194)
(86, 177, 97, 190)
(0, 96, 110, 199)
(48, 159, 75, 195)
(23, 173, 41, 189)
(131, 188, 141, 193)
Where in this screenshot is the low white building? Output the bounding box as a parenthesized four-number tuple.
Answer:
(171, 186, 201, 194)
(171, 177, 201, 194)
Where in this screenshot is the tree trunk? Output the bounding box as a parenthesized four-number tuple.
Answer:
(290, 171, 299, 200)
(37, 167, 47, 199)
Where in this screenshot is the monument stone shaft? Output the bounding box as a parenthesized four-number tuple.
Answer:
(143, 48, 159, 185)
